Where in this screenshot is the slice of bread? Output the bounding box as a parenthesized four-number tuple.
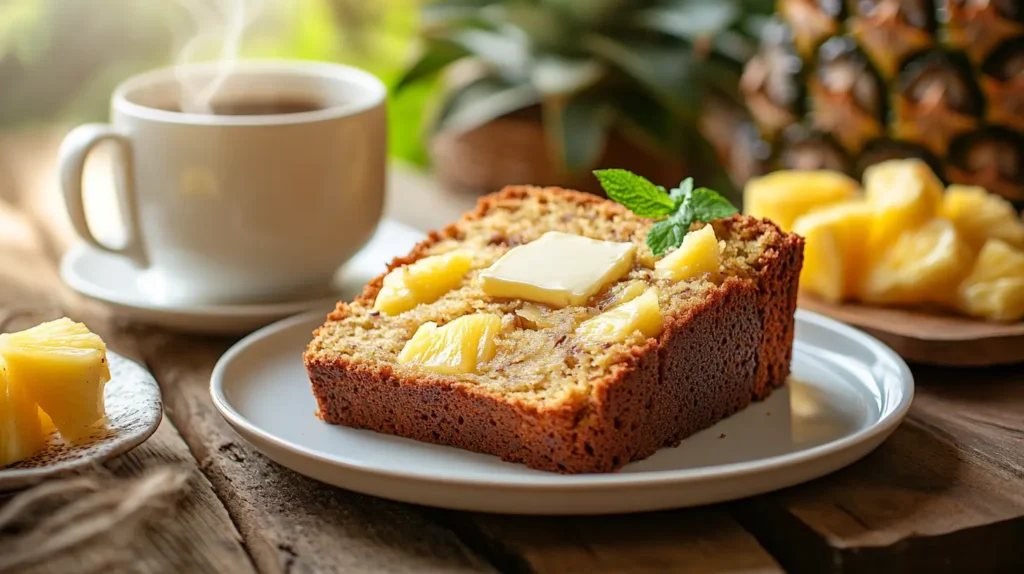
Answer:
(304, 186, 804, 473)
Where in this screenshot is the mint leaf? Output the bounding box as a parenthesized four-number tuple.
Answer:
(594, 169, 675, 218)
(646, 211, 691, 256)
(689, 187, 739, 222)
(668, 177, 693, 207)
(595, 170, 738, 255)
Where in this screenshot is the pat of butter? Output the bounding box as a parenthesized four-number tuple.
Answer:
(479, 232, 636, 308)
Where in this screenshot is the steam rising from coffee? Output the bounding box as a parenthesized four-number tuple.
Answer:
(173, 0, 263, 114)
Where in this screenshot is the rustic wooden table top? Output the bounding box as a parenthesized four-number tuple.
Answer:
(1, 129, 1022, 573)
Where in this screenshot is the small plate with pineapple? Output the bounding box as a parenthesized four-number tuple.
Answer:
(746, 160, 1024, 366)
(0, 318, 162, 490)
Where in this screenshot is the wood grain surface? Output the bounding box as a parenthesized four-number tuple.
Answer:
(1, 129, 1023, 573)
(799, 295, 1024, 366)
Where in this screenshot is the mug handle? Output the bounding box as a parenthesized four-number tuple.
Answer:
(58, 124, 148, 267)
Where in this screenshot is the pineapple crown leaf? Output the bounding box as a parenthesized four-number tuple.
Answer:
(594, 169, 737, 255)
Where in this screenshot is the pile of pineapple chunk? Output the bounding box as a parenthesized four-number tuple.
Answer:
(746, 160, 1024, 322)
(0, 318, 110, 467)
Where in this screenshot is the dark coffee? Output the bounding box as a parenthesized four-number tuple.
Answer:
(161, 98, 325, 116)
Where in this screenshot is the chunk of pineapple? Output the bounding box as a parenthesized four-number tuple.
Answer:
(793, 201, 875, 302)
(397, 314, 502, 375)
(957, 239, 1024, 322)
(515, 302, 557, 329)
(0, 318, 110, 444)
(374, 251, 472, 315)
(576, 287, 663, 345)
(654, 225, 720, 282)
(862, 219, 973, 306)
(605, 280, 649, 308)
(743, 170, 860, 231)
(863, 159, 943, 252)
(0, 361, 50, 467)
(941, 185, 1024, 250)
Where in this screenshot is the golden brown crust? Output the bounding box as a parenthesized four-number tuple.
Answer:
(305, 185, 804, 473)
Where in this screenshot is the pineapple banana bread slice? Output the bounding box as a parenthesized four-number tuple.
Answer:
(304, 186, 804, 473)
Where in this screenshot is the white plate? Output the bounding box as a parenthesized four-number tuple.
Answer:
(210, 309, 914, 515)
(0, 351, 163, 491)
(59, 219, 424, 335)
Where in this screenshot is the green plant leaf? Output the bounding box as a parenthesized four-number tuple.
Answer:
(688, 187, 740, 221)
(545, 93, 611, 172)
(595, 169, 738, 255)
(482, 4, 566, 52)
(541, 0, 633, 26)
(582, 34, 701, 121)
(611, 90, 684, 156)
(633, 1, 740, 40)
(394, 39, 469, 93)
(421, 0, 498, 27)
(646, 211, 691, 256)
(446, 29, 529, 80)
(669, 177, 693, 206)
(530, 56, 604, 96)
(593, 169, 675, 218)
(433, 75, 540, 134)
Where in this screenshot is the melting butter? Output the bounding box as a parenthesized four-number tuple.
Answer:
(479, 232, 636, 308)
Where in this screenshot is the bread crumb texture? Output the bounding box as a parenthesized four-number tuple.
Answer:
(305, 186, 804, 473)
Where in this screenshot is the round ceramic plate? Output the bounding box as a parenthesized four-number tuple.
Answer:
(210, 309, 914, 515)
(59, 219, 424, 335)
(0, 352, 163, 491)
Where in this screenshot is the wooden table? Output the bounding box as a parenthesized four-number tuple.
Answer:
(1, 129, 1022, 573)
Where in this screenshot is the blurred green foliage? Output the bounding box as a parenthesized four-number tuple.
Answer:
(0, 0, 433, 165)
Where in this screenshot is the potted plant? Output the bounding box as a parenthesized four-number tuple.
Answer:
(395, 0, 772, 198)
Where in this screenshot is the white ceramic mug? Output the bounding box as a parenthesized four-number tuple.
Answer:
(59, 60, 386, 305)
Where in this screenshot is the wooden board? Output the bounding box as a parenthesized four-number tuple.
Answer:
(733, 364, 1024, 573)
(799, 295, 1024, 366)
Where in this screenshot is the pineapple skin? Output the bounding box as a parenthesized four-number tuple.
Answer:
(741, 3, 1024, 206)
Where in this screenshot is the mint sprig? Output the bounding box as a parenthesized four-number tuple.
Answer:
(593, 169, 675, 218)
(593, 169, 738, 256)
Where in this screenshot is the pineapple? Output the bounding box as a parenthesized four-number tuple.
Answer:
(741, 1, 1024, 207)
(397, 314, 502, 375)
(0, 360, 51, 467)
(576, 288, 664, 345)
(957, 238, 1024, 322)
(793, 200, 875, 301)
(862, 218, 974, 305)
(744, 170, 861, 231)
(941, 184, 1024, 249)
(863, 159, 944, 251)
(654, 225, 720, 282)
(0, 318, 110, 444)
(374, 251, 472, 316)
(605, 280, 649, 309)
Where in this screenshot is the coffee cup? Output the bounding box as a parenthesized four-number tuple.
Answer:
(59, 60, 386, 305)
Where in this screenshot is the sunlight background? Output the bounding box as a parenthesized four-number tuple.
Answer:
(0, 0, 431, 165)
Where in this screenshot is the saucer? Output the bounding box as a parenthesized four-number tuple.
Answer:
(60, 219, 425, 335)
(1, 351, 163, 491)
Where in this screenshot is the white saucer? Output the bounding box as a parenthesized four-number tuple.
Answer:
(0, 351, 163, 491)
(60, 219, 424, 335)
(210, 309, 914, 515)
